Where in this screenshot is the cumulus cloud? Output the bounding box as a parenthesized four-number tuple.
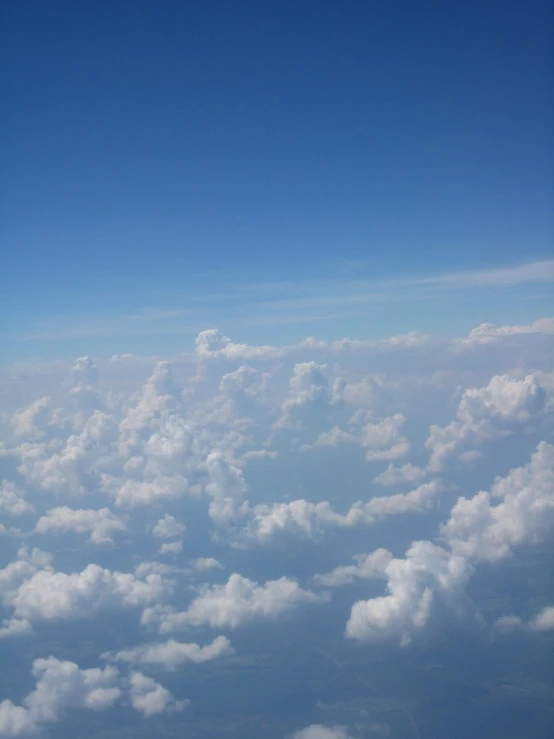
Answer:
(313, 549, 393, 587)
(441, 442, 554, 561)
(1, 317, 553, 736)
(345, 541, 477, 645)
(372, 463, 426, 487)
(128, 672, 187, 717)
(35, 506, 126, 544)
(273, 362, 343, 433)
(0, 618, 33, 641)
(0, 657, 121, 737)
(71, 356, 99, 387)
(147, 573, 329, 633)
(1, 556, 171, 627)
(153, 514, 185, 539)
(103, 635, 234, 670)
(494, 605, 554, 634)
(243, 481, 441, 544)
(459, 317, 554, 346)
(0, 482, 34, 516)
(193, 557, 223, 571)
(359, 413, 410, 461)
(0, 655, 184, 734)
(204, 451, 249, 526)
(426, 374, 547, 471)
(17, 409, 119, 497)
(11, 397, 53, 439)
(289, 725, 356, 739)
(195, 329, 282, 361)
(159, 540, 183, 555)
(0, 548, 53, 597)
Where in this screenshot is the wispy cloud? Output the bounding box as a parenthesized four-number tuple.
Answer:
(6, 260, 554, 343)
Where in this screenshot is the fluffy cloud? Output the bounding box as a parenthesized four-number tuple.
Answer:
(289, 726, 356, 739)
(128, 671, 187, 717)
(0, 482, 34, 516)
(2, 556, 171, 627)
(0, 548, 53, 595)
(11, 397, 53, 439)
(441, 442, 554, 561)
(195, 329, 282, 361)
(244, 481, 441, 544)
(359, 413, 410, 461)
(313, 549, 393, 587)
(274, 362, 343, 433)
(495, 605, 554, 633)
(345, 541, 477, 646)
(35, 506, 126, 544)
(372, 463, 426, 487)
(426, 374, 547, 471)
(0, 618, 33, 641)
(303, 409, 412, 460)
(1, 317, 553, 735)
(103, 635, 234, 670)
(147, 574, 329, 633)
(193, 557, 223, 572)
(153, 514, 185, 539)
(205, 451, 249, 526)
(17, 409, 119, 497)
(159, 540, 183, 555)
(0, 657, 121, 737)
(71, 355, 99, 386)
(460, 317, 554, 346)
(0, 655, 187, 735)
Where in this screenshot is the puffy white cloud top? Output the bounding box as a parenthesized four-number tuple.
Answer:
(0, 318, 552, 736)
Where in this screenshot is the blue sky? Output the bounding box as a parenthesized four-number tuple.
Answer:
(2, 0, 552, 361)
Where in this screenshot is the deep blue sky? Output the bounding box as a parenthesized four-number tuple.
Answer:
(2, 0, 552, 359)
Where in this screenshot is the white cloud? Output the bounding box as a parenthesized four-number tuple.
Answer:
(205, 451, 249, 526)
(71, 356, 99, 386)
(372, 463, 426, 487)
(459, 317, 554, 346)
(244, 481, 441, 544)
(4, 561, 171, 625)
(17, 409, 119, 497)
(11, 397, 52, 439)
(345, 541, 477, 645)
(1, 314, 553, 736)
(306, 426, 355, 449)
(441, 442, 554, 562)
(0, 657, 121, 737)
(495, 605, 554, 634)
(313, 549, 393, 587)
(0, 548, 53, 597)
(103, 635, 234, 670)
(113, 475, 189, 508)
(289, 725, 356, 739)
(360, 413, 410, 461)
(273, 362, 343, 433)
(193, 557, 223, 572)
(159, 540, 183, 555)
(530, 606, 554, 631)
(150, 573, 329, 633)
(195, 329, 282, 361)
(128, 672, 187, 717)
(0, 618, 33, 641)
(35, 506, 126, 544)
(426, 374, 547, 471)
(153, 514, 185, 539)
(0, 482, 34, 516)
(0, 699, 37, 737)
